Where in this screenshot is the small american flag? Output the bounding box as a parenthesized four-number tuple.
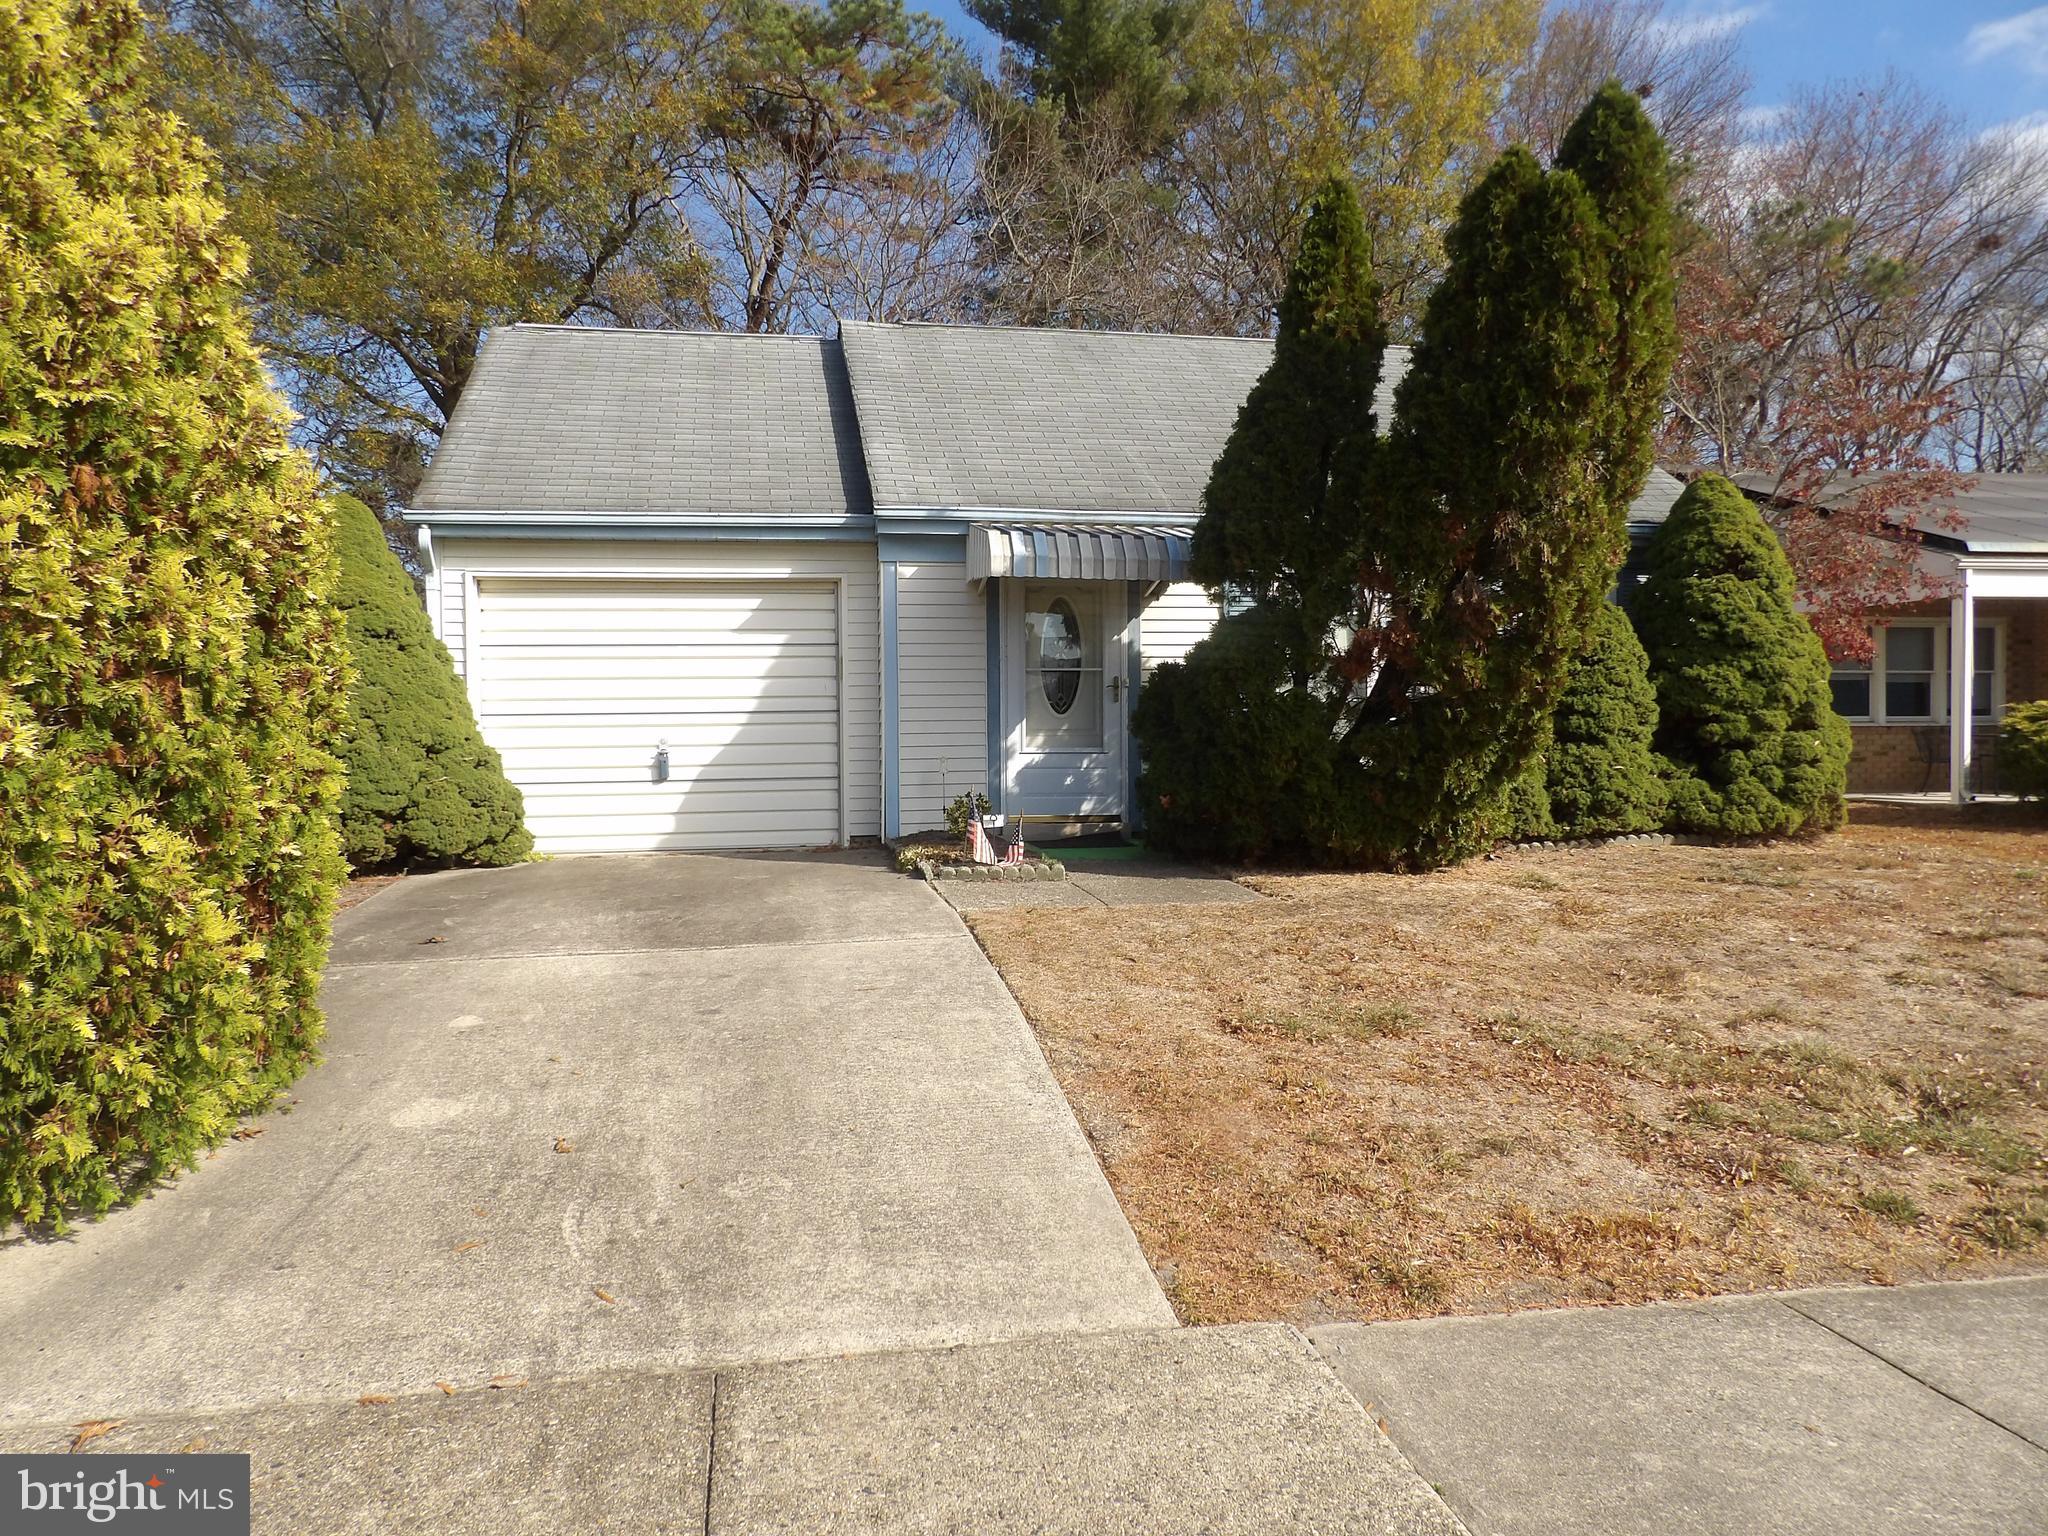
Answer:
(1003, 819, 1027, 865)
(967, 807, 997, 864)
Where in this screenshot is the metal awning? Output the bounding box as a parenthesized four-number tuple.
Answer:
(966, 523, 1195, 583)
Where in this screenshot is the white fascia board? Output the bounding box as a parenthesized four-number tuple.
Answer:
(874, 506, 1198, 528)
(402, 511, 876, 538)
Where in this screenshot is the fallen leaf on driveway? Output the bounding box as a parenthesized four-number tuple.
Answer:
(230, 1126, 265, 1141)
(434, 1382, 456, 1396)
(422, 935, 447, 945)
(452, 1240, 484, 1255)
(488, 1375, 528, 1391)
(179, 1438, 207, 1454)
(357, 1395, 394, 1407)
(553, 1137, 573, 1154)
(472, 1207, 488, 1218)
(69, 1420, 122, 1452)
(593, 1287, 615, 1304)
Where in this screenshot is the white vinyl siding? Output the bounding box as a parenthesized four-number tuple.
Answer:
(895, 562, 987, 832)
(433, 538, 882, 848)
(440, 572, 466, 674)
(1139, 582, 1221, 677)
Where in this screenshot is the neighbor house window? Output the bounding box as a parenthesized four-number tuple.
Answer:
(1883, 625, 1936, 720)
(1970, 625, 1996, 718)
(1845, 620, 2007, 725)
(1829, 656, 1872, 720)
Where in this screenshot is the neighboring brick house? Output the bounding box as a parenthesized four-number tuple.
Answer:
(1729, 475, 2048, 800)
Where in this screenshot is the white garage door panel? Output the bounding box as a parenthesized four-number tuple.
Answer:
(484, 677, 838, 709)
(473, 578, 842, 853)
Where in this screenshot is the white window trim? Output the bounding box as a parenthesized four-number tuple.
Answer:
(1832, 619, 2006, 726)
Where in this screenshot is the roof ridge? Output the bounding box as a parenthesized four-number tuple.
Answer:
(498, 322, 829, 343)
(841, 317, 1279, 345)
(840, 318, 1417, 353)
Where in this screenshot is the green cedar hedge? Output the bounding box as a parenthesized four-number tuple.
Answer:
(2000, 701, 2048, 801)
(333, 496, 531, 869)
(0, 0, 347, 1228)
(1543, 603, 1667, 837)
(1633, 474, 1850, 837)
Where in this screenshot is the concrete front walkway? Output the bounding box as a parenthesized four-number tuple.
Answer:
(936, 855, 1264, 911)
(1314, 1276, 2048, 1536)
(0, 852, 1170, 1423)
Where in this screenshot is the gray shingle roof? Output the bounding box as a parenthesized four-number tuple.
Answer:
(408, 320, 1691, 529)
(1627, 467, 1688, 528)
(837, 320, 1408, 515)
(411, 325, 871, 519)
(1730, 470, 2048, 555)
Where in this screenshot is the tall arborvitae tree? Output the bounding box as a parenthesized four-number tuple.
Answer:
(1136, 177, 1385, 860)
(1555, 80, 1678, 519)
(1190, 175, 1387, 667)
(1633, 474, 1850, 837)
(1136, 84, 1676, 869)
(1, 0, 346, 1226)
(1343, 80, 1673, 866)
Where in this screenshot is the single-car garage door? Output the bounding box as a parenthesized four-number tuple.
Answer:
(471, 578, 842, 853)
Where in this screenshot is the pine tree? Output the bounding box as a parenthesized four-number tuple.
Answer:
(1633, 474, 1850, 837)
(1, 0, 346, 1226)
(1544, 603, 1667, 837)
(332, 497, 531, 869)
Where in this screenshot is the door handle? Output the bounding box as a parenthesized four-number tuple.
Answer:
(1107, 675, 1124, 702)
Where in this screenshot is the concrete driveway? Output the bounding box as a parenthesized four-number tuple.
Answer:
(0, 851, 1171, 1425)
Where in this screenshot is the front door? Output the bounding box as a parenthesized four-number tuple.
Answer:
(1002, 582, 1127, 822)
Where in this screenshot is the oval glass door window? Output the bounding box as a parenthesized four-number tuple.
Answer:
(1023, 588, 1104, 751)
(1040, 598, 1082, 715)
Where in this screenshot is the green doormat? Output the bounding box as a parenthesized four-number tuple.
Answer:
(1038, 843, 1150, 861)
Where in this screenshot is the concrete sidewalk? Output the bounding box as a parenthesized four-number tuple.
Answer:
(1, 1326, 1467, 1536)
(1313, 1276, 2048, 1536)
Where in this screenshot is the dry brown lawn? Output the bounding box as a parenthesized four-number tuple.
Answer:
(968, 805, 2048, 1326)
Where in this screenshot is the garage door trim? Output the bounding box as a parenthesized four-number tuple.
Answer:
(460, 570, 851, 848)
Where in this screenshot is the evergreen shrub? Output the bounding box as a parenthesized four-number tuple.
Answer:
(332, 496, 529, 869)
(1633, 474, 1850, 836)
(1544, 603, 1667, 837)
(1, 0, 347, 1226)
(1999, 701, 2048, 801)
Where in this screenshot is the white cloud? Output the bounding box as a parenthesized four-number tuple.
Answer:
(1979, 113, 2048, 207)
(1647, 5, 1767, 47)
(1982, 109, 2048, 153)
(1965, 7, 2048, 74)
(1739, 102, 1789, 134)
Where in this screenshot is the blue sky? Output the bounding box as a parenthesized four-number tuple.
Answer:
(919, 1, 2048, 137)
(1736, 2, 2047, 132)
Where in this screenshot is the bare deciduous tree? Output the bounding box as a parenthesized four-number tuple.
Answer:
(1499, 0, 1748, 176)
(971, 86, 1191, 329)
(1662, 75, 2048, 653)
